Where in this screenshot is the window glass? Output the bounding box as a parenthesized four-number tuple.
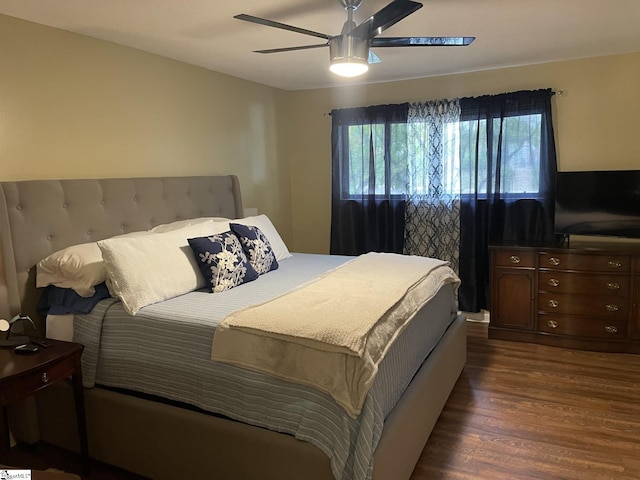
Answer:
(346, 123, 407, 196)
(344, 113, 542, 198)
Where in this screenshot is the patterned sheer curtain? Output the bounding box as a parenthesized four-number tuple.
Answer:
(404, 99, 461, 273)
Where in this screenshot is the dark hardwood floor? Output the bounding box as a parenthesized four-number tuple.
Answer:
(413, 322, 640, 480)
(7, 321, 640, 479)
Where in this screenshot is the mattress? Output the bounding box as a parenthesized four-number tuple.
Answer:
(72, 253, 458, 480)
(46, 313, 74, 341)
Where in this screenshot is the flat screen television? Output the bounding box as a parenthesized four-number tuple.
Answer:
(554, 170, 640, 238)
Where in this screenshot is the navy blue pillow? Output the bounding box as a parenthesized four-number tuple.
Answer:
(230, 223, 279, 275)
(188, 232, 258, 293)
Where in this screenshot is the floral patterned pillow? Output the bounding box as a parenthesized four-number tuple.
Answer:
(230, 223, 279, 275)
(188, 232, 258, 293)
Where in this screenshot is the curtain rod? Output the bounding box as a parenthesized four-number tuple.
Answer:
(324, 88, 566, 116)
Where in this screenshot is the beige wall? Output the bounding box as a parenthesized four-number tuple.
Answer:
(2, 14, 639, 255)
(284, 52, 640, 253)
(0, 14, 292, 242)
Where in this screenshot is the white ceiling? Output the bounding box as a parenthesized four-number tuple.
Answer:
(1, 0, 639, 91)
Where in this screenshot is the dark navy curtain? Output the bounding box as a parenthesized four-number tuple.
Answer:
(330, 104, 409, 255)
(458, 89, 559, 311)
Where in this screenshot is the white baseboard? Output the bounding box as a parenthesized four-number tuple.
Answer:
(462, 309, 490, 323)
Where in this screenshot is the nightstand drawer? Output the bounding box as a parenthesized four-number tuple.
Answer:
(538, 271, 630, 296)
(538, 292, 629, 319)
(1, 355, 76, 405)
(538, 315, 628, 339)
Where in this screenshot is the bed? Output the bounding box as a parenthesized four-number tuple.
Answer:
(0, 175, 466, 480)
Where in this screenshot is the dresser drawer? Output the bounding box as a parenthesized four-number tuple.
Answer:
(538, 314, 628, 339)
(538, 271, 630, 296)
(493, 250, 536, 268)
(538, 292, 629, 318)
(539, 252, 631, 272)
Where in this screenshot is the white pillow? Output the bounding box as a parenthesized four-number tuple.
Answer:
(150, 217, 229, 233)
(154, 214, 290, 260)
(98, 221, 228, 315)
(37, 242, 105, 297)
(235, 214, 292, 261)
(36, 231, 153, 297)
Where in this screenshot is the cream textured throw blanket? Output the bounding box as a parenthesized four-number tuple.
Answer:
(211, 252, 460, 417)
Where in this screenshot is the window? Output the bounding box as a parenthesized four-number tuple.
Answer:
(342, 112, 544, 199)
(459, 113, 543, 197)
(343, 122, 407, 197)
(331, 89, 558, 313)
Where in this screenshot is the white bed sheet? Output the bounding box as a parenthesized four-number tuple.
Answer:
(46, 313, 74, 341)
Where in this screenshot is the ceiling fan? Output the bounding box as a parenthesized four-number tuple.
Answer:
(235, 0, 475, 77)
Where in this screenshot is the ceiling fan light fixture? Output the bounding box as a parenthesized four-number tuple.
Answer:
(329, 35, 369, 77)
(330, 58, 369, 77)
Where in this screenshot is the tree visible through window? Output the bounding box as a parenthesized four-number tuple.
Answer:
(343, 113, 544, 198)
(459, 114, 543, 196)
(345, 123, 407, 196)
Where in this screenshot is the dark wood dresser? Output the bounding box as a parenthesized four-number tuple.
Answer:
(489, 242, 640, 353)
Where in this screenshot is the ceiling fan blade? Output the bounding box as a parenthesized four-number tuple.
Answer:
(371, 36, 475, 47)
(234, 14, 331, 40)
(254, 44, 329, 54)
(351, 0, 423, 40)
(370, 0, 423, 35)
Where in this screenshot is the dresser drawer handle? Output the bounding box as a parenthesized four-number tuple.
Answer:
(607, 260, 622, 269)
(548, 299, 559, 308)
(606, 282, 620, 290)
(41, 372, 49, 384)
(605, 304, 619, 312)
(548, 278, 560, 287)
(548, 257, 560, 266)
(604, 325, 618, 334)
(509, 255, 521, 264)
(547, 320, 559, 329)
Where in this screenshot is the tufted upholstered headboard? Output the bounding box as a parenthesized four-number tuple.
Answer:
(0, 175, 243, 333)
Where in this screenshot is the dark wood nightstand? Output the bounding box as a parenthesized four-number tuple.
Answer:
(0, 339, 88, 475)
